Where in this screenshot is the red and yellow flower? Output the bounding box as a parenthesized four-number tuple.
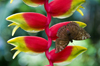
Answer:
(49, 46, 87, 65)
(7, 36, 48, 59)
(49, 0, 85, 18)
(6, 12, 47, 36)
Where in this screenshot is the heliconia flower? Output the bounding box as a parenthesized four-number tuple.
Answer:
(6, 12, 47, 36)
(49, 0, 85, 18)
(10, 0, 45, 7)
(49, 46, 87, 65)
(7, 36, 48, 59)
(49, 21, 86, 41)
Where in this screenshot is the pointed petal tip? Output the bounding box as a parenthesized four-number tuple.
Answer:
(6, 16, 13, 23)
(77, 9, 84, 16)
(7, 39, 11, 44)
(6, 17, 9, 21)
(7, 36, 24, 45)
(10, 0, 13, 4)
(81, 46, 87, 51)
(7, 40, 14, 46)
(11, 47, 18, 51)
(8, 25, 11, 27)
(6, 16, 12, 21)
(6, 14, 16, 20)
(6, 13, 23, 21)
(12, 34, 14, 36)
(80, 6, 85, 9)
(73, 46, 87, 52)
(8, 23, 17, 27)
(74, 21, 87, 28)
(12, 26, 19, 36)
(7, 38, 16, 45)
(12, 50, 21, 59)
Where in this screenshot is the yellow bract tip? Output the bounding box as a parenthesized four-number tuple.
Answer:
(11, 47, 18, 51)
(75, 21, 87, 28)
(13, 50, 21, 59)
(8, 23, 17, 27)
(12, 26, 19, 36)
(73, 46, 87, 51)
(77, 9, 84, 16)
(10, 0, 13, 3)
(79, 6, 85, 9)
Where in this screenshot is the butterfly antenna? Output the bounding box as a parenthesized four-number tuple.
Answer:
(72, 42, 78, 50)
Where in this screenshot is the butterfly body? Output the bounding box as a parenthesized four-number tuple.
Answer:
(55, 22, 90, 53)
(66, 29, 73, 42)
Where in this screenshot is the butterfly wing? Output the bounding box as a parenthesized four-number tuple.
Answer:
(73, 28, 90, 40)
(65, 22, 90, 40)
(57, 25, 68, 39)
(55, 38, 69, 53)
(57, 22, 80, 39)
(65, 22, 80, 40)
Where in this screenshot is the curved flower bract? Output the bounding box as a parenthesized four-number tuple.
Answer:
(49, 21, 86, 41)
(23, 0, 46, 7)
(6, 12, 47, 36)
(10, 0, 45, 7)
(7, 36, 48, 59)
(49, 0, 85, 18)
(49, 46, 87, 65)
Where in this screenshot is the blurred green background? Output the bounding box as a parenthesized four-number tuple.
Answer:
(0, 0, 100, 66)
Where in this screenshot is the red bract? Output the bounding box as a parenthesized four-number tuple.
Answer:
(24, 36, 48, 52)
(49, 22, 70, 40)
(7, 36, 48, 59)
(49, 0, 85, 18)
(6, 12, 47, 36)
(23, 13, 47, 29)
(49, 0, 72, 16)
(49, 46, 87, 65)
(50, 46, 72, 63)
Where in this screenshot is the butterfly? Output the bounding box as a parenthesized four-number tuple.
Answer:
(55, 22, 90, 53)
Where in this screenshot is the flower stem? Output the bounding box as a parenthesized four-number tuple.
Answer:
(44, 0, 53, 66)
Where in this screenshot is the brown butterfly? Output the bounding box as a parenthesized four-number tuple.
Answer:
(55, 22, 90, 53)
